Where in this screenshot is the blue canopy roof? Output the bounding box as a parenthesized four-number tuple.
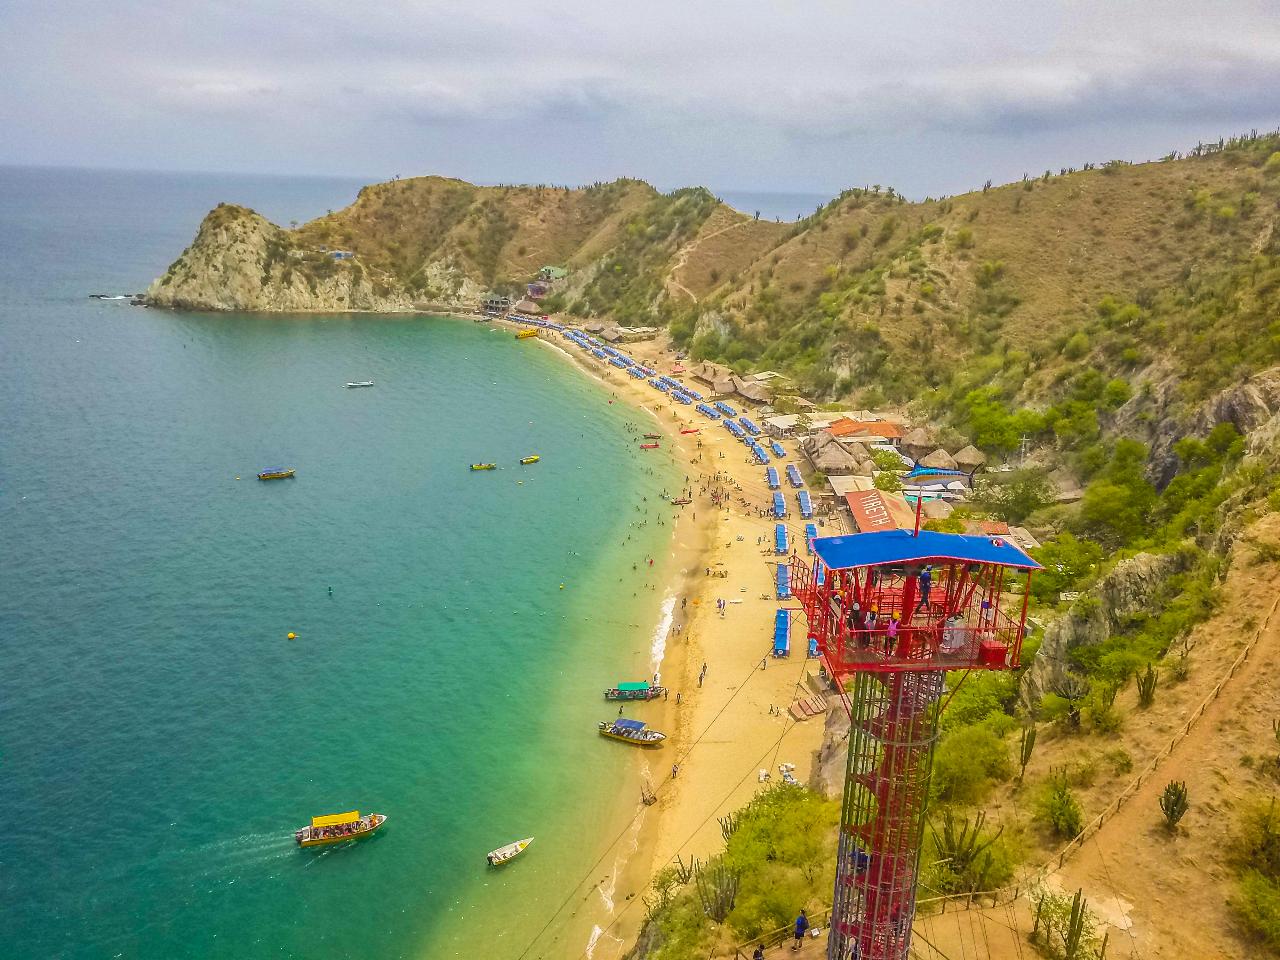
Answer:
(613, 718, 646, 731)
(812, 529, 1041, 571)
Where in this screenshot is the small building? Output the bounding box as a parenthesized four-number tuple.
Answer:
(538, 265, 569, 283)
(843, 490, 916, 533)
(734, 377, 772, 404)
(512, 298, 542, 315)
(827, 474, 875, 497)
(691, 361, 733, 388)
(482, 294, 512, 316)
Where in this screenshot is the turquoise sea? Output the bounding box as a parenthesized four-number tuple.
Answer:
(0, 167, 685, 959)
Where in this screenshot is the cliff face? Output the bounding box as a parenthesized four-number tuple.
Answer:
(145, 204, 420, 312)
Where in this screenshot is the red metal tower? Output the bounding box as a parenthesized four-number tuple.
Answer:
(790, 528, 1040, 960)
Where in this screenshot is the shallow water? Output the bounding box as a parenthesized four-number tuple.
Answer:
(0, 166, 680, 959)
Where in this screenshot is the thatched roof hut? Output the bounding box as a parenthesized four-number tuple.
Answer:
(902, 426, 934, 459)
(810, 437, 862, 475)
(919, 448, 958, 470)
(953, 445, 987, 469)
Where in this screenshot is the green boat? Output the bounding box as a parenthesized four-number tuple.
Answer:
(603, 681, 666, 701)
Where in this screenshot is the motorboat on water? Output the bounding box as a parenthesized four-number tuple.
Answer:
(470, 463, 496, 471)
(257, 468, 295, 480)
(294, 811, 386, 847)
(345, 381, 375, 388)
(487, 837, 534, 866)
(598, 718, 666, 747)
(515, 329, 539, 340)
(519, 455, 541, 465)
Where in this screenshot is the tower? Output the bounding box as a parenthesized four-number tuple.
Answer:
(790, 528, 1040, 960)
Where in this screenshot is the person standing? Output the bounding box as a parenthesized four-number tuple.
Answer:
(915, 566, 932, 612)
(792, 909, 809, 950)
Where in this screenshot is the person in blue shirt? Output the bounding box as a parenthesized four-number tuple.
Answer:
(792, 909, 809, 949)
(915, 566, 933, 613)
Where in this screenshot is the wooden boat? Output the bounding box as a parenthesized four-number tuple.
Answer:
(487, 836, 534, 866)
(671, 498, 692, 505)
(680, 428, 700, 435)
(604, 681, 667, 701)
(519, 455, 540, 465)
(345, 381, 375, 388)
(640, 443, 659, 450)
(515, 329, 539, 340)
(643, 433, 661, 440)
(470, 463, 496, 471)
(257, 468, 295, 480)
(294, 811, 386, 848)
(598, 718, 666, 747)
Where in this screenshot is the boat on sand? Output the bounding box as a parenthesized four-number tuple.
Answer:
(598, 718, 666, 747)
(295, 811, 386, 847)
(640, 443, 659, 450)
(604, 681, 666, 701)
(487, 837, 534, 866)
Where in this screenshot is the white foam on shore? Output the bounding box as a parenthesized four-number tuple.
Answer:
(649, 592, 677, 680)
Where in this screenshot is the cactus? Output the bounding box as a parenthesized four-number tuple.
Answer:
(1160, 780, 1190, 830)
(932, 809, 1004, 892)
(673, 854, 698, 884)
(1136, 664, 1158, 708)
(694, 861, 740, 923)
(1063, 888, 1088, 959)
(1019, 724, 1037, 781)
(718, 811, 740, 843)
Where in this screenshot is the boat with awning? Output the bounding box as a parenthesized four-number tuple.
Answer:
(598, 717, 666, 747)
(294, 810, 387, 848)
(604, 681, 667, 701)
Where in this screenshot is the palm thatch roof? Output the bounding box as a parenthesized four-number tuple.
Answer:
(953, 444, 987, 468)
(919, 448, 958, 470)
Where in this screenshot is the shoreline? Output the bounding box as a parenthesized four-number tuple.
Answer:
(516, 321, 828, 959)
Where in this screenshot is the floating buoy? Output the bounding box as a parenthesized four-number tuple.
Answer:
(235, 476, 241, 480)
(560, 584, 565, 590)
(287, 632, 297, 640)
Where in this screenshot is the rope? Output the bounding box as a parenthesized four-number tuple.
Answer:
(1089, 831, 1144, 959)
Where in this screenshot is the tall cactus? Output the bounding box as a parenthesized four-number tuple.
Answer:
(1019, 724, 1038, 781)
(694, 860, 740, 924)
(1062, 888, 1088, 960)
(1136, 664, 1158, 708)
(1160, 780, 1190, 830)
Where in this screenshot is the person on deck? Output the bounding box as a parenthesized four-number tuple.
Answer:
(915, 566, 933, 613)
(792, 909, 809, 949)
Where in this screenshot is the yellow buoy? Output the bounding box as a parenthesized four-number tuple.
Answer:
(559, 584, 565, 590)
(287, 632, 296, 640)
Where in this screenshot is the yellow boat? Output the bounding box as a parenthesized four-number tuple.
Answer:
(294, 810, 387, 848)
(487, 836, 534, 866)
(470, 463, 496, 471)
(519, 455, 540, 465)
(516, 329, 539, 340)
(257, 468, 295, 480)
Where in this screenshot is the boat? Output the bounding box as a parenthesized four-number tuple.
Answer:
(640, 443, 659, 450)
(257, 468, 295, 480)
(294, 811, 387, 848)
(345, 381, 375, 388)
(519, 455, 541, 465)
(604, 681, 667, 701)
(487, 837, 534, 866)
(470, 463, 496, 471)
(598, 717, 667, 747)
(515, 329, 540, 340)
(643, 433, 661, 440)
(680, 428, 700, 435)
(671, 498, 692, 505)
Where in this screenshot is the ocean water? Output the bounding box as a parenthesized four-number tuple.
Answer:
(0, 166, 681, 959)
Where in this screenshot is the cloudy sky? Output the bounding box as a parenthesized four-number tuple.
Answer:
(3, 0, 1278, 198)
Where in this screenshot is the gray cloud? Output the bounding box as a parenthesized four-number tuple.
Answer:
(2, 0, 1277, 195)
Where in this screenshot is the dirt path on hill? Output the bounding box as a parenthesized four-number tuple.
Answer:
(1044, 518, 1280, 959)
(666, 218, 751, 303)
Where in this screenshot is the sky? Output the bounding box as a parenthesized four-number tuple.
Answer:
(3, 0, 1279, 199)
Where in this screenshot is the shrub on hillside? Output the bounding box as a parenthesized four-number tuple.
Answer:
(1035, 772, 1084, 839)
(932, 723, 1013, 805)
(1231, 870, 1280, 950)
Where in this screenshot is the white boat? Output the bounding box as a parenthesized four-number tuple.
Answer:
(487, 836, 534, 866)
(345, 381, 375, 388)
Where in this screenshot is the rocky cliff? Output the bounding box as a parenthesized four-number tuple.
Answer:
(145, 204, 423, 312)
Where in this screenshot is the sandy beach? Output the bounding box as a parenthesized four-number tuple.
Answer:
(510, 322, 834, 959)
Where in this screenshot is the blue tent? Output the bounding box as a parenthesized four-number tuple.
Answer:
(776, 563, 791, 600)
(770, 441, 786, 458)
(739, 417, 760, 436)
(786, 464, 804, 488)
(713, 401, 738, 417)
(797, 490, 813, 519)
(772, 492, 787, 519)
(775, 522, 789, 553)
(805, 522, 819, 554)
(766, 467, 780, 490)
(773, 609, 790, 657)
